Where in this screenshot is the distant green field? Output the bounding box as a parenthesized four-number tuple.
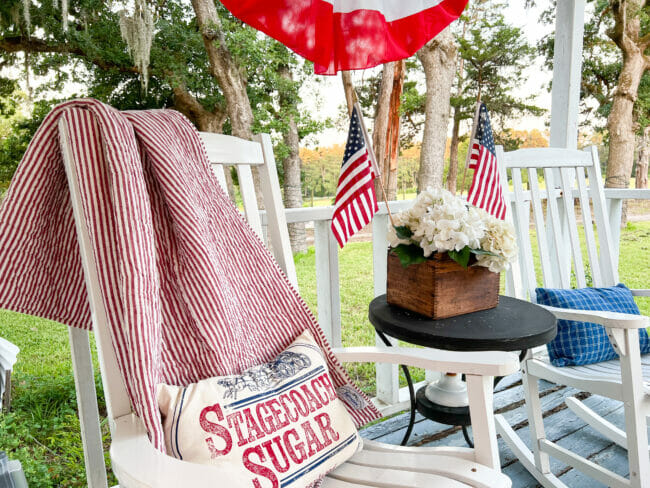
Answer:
(1, 221, 649, 486)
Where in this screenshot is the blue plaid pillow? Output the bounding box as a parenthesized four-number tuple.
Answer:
(535, 284, 650, 366)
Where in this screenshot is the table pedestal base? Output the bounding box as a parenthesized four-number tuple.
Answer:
(416, 386, 471, 426)
(425, 373, 468, 407)
(416, 386, 474, 447)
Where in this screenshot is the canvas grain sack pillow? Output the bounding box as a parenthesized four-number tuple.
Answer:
(158, 330, 361, 487)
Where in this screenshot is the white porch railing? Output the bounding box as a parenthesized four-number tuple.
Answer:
(261, 187, 650, 414)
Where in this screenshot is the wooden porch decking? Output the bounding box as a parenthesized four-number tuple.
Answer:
(360, 372, 645, 488)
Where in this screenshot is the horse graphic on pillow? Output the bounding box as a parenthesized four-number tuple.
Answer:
(218, 351, 311, 399)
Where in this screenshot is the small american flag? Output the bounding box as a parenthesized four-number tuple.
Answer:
(467, 103, 506, 220)
(331, 105, 379, 248)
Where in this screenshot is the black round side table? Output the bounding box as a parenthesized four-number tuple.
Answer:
(368, 294, 556, 446)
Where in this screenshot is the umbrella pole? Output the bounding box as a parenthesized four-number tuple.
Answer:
(461, 100, 482, 197)
(375, 160, 396, 229)
(353, 92, 396, 229)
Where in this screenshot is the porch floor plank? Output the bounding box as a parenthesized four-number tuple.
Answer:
(360, 373, 645, 488)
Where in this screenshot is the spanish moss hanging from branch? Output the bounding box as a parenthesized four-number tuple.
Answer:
(61, 0, 68, 32)
(119, 0, 154, 91)
(22, 0, 31, 34)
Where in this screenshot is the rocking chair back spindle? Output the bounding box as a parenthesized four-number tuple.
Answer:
(497, 146, 617, 299)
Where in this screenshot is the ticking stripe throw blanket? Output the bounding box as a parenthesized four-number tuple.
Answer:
(0, 99, 380, 450)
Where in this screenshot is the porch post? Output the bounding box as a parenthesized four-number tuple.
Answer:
(548, 0, 585, 284)
(550, 0, 585, 149)
(373, 212, 399, 405)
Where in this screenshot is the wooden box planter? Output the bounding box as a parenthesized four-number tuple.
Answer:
(386, 251, 499, 319)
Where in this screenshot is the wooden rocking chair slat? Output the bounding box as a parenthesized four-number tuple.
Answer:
(527, 167, 552, 289)
(511, 167, 537, 295)
(210, 163, 228, 193)
(559, 167, 587, 288)
(321, 478, 377, 488)
(327, 464, 473, 488)
(234, 163, 264, 238)
(585, 147, 618, 284)
(542, 166, 571, 289)
(575, 167, 603, 287)
(341, 449, 509, 488)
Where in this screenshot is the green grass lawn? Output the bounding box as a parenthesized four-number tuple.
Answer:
(1, 221, 649, 486)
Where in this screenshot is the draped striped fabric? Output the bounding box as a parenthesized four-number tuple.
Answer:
(331, 105, 378, 248)
(0, 99, 380, 450)
(220, 0, 469, 74)
(467, 103, 506, 220)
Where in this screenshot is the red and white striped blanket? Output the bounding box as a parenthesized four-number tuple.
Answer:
(0, 99, 380, 449)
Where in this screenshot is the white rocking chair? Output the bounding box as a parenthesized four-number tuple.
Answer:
(494, 146, 650, 488)
(58, 118, 518, 487)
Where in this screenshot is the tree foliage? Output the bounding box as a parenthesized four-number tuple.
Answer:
(539, 0, 650, 135)
(451, 2, 544, 132)
(0, 0, 322, 184)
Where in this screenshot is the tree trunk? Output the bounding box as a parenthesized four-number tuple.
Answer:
(447, 110, 461, 194)
(191, 0, 265, 207)
(279, 67, 307, 254)
(191, 0, 254, 139)
(172, 85, 226, 133)
(417, 27, 457, 191)
(385, 60, 405, 200)
(604, 0, 648, 192)
(373, 62, 394, 198)
(446, 16, 468, 195)
(636, 126, 650, 189)
(605, 54, 646, 189)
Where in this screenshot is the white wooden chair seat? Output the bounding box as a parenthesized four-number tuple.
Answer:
(533, 350, 650, 393)
(109, 346, 518, 487)
(325, 448, 511, 488)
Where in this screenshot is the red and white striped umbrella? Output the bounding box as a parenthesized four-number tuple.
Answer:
(220, 0, 469, 75)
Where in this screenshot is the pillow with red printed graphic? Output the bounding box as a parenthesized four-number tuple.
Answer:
(157, 330, 362, 487)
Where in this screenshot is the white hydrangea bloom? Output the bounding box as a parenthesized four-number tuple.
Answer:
(388, 187, 517, 272)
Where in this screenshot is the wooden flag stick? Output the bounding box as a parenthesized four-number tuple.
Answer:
(353, 91, 397, 228)
(460, 100, 482, 197)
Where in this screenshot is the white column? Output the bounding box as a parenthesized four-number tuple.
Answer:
(550, 0, 585, 149)
(372, 213, 399, 405)
(548, 1, 586, 284)
(314, 220, 342, 347)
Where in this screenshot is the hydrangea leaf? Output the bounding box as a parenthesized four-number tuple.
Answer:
(448, 246, 472, 268)
(394, 225, 413, 240)
(390, 244, 427, 268)
(469, 248, 498, 257)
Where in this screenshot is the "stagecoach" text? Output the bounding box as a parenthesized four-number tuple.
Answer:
(199, 372, 343, 488)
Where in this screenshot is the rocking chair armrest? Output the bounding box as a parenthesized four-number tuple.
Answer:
(630, 289, 650, 297)
(539, 305, 650, 330)
(110, 413, 234, 487)
(332, 346, 520, 377)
